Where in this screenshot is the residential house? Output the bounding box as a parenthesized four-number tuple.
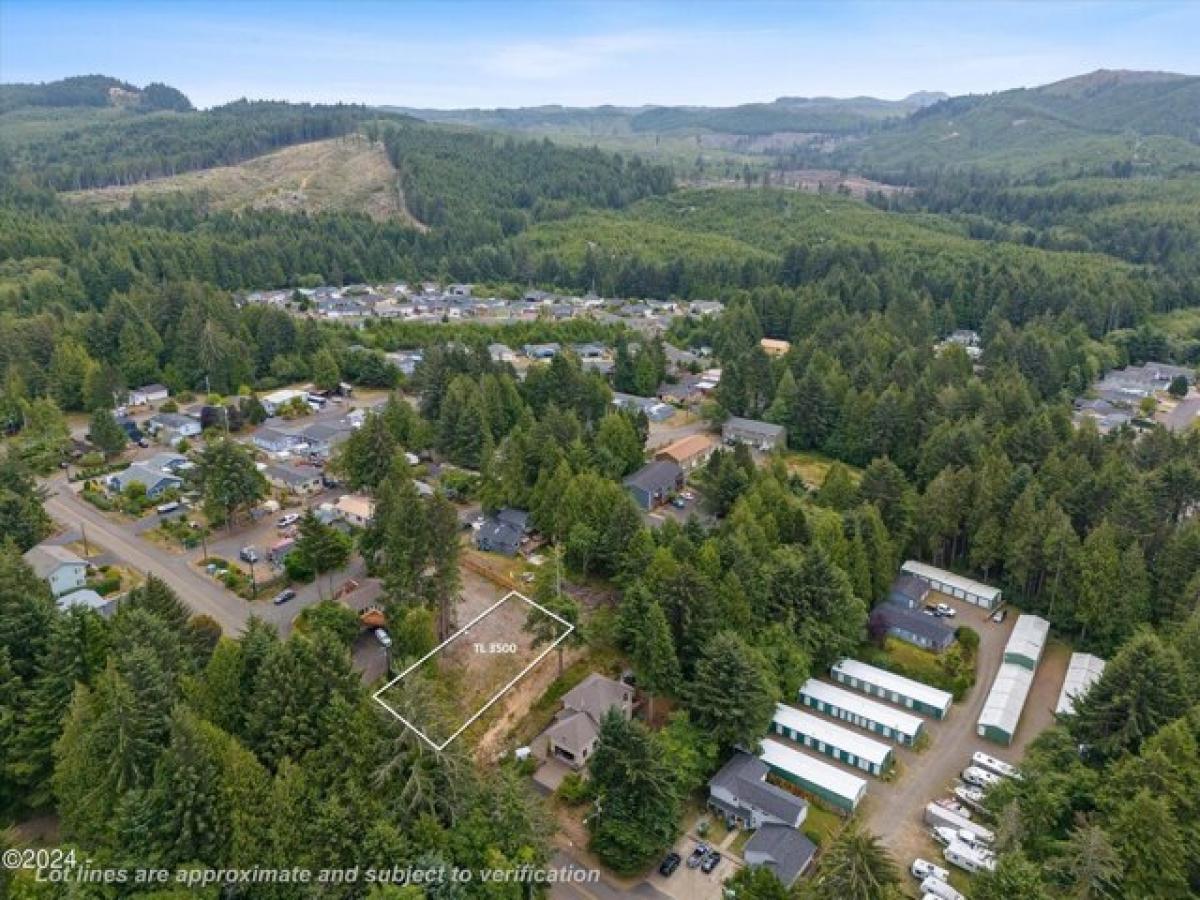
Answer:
(299, 421, 352, 458)
(623, 460, 683, 511)
(252, 427, 302, 455)
(743, 825, 817, 888)
(57, 588, 117, 619)
(488, 343, 517, 363)
(869, 602, 956, 652)
(570, 342, 606, 359)
(523, 343, 561, 360)
(655, 433, 717, 472)
(147, 412, 201, 446)
(145, 452, 192, 475)
(23, 544, 88, 597)
(264, 464, 323, 496)
(127, 383, 169, 406)
(544, 674, 634, 769)
(688, 300, 724, 317)
(612, 392, 675, 423)
(474, 508, 529, 556)
(888, 574, 929, 609)
(260, 389, 309, 416)
(385, 351, 424, 376)
(334, 494, 375, 528)
(760, 337, 791, 357)
(722, 416, 787, 451)
(707, 751, 808, 830)
(109, 464, 183, 498)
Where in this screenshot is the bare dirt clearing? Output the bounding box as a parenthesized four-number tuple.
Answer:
(64, 134, 425, 226)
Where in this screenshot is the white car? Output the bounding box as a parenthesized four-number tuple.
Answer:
(374, 628, 393, 649)
(911, 858, 951, 882)
(936, 602, 956, 617)
(277, 513, 301, 529)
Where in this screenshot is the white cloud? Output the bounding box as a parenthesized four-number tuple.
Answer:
(482, 30, 677, 80)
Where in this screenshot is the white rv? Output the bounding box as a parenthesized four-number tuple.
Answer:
(944, 840, 996, 874)
(972, 751, 1022, 780)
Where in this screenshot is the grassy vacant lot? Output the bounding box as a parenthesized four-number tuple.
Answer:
(64, 134, 421, 225)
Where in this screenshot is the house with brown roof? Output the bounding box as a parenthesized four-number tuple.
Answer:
(655, 433, 717, 472)
(544, 673, 634, 769)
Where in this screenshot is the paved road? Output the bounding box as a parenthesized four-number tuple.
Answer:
(549, 850, 669, 900)
(44, 476, 251, 634)
(42, 474, 370, 638)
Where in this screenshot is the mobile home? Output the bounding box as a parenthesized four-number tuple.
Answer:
(798, 679, 925, 746)
(758, 738, 868, 814)
(770, 704, 893, 776)
(831, 659, 953, 719)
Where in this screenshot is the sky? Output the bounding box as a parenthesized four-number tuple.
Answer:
(0, 0, 1195, 110)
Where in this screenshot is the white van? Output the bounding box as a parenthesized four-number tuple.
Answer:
(911, 859, 951, 882)
(155, 501, 181, 515)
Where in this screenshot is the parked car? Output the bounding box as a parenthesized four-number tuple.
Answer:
(277, 513, 301, 529)
(991, 608, 1007, 623)
(670, 496, 687, 508)
(137, 437, 150, 448)
(658, 852, 681, 877)
(700, 850, 721, 874)
(935, 603, 956, 617)
(239, 546, 260, 564)
(911, 858, 951, 882)
(155, 501, 181, 515)
(374, 628, 393, 649)
(271, 588, 297, 606)
(686, 843, 710, 868)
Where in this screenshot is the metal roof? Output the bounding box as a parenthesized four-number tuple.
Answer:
(799, 678, 924, 738)
(772, 704, 892, 767)
(901, 560, 1001, 603)
(1004, 615, 1050, 663)
(977, 662, 1034, 736)
(832, 659, 953, 714)
(759, 738, 867, 806)
(1056, 653, 1106, 716)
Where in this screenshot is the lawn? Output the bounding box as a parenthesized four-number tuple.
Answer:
(783, 450, 860, 489)
(803, 807, 844, 848)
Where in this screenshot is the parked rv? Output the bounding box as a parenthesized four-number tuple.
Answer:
(972, 751, 1022, 780)
(944, 840, 996, 874)
(911, 859, 950, 882)
(921, 876, 966, 900)
(962, 765, 1001, 789)
(954, 785, 986, 808)
(924, 803, 995, 845)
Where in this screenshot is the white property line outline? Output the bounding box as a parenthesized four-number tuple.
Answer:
(372, 589, 574, 752)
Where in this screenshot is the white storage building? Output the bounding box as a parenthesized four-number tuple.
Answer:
(1056, 653, 1106, 716)
(977, 663, 1034, 745)
(798, 679, 925, 746)
(758, 738, 868, 814)
(1003, 614, 1051, 670)
(831, 658, 953, 719)
(770, 704, 893, 776)
(900, 560, 1002, 610)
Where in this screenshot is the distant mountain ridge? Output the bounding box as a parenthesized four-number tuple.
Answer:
(384, 91, 946, 136)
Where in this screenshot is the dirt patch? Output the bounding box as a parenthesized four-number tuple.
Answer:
(64, 135, 426, 227)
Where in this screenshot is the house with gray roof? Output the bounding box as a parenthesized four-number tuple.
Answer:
(109, 464, 183, 499)
(264, 464, 323, 496)
(252, 426, 303, 454)
(708, 751, 808, 830)
(523, 342, 561, 360)
(744, 824, 817, 887)
(474, 508, 529, 556)
(723, 416, 787, 451)
(870, 601, 956, 652)
(147, 412, 201, 446)
(23, 545, 88, 598)
(544, 674, 634, 769)
(623, 460, 683, 511)
(56, 588, 117, 619)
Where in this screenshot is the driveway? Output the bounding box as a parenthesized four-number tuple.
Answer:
(860, 600, 1070, 867)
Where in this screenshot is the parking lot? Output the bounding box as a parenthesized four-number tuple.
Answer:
(647, 832, 740, 900)
(860, 599, 1070, 868)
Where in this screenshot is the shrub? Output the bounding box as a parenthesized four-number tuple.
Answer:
(284, 552, 315, 583)
(555, 772, 592, 806)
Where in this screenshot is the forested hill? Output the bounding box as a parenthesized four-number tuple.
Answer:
(0, 74, 193, 114)
(817, 69, 1200, 178)
(0, 98, 406, 191)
